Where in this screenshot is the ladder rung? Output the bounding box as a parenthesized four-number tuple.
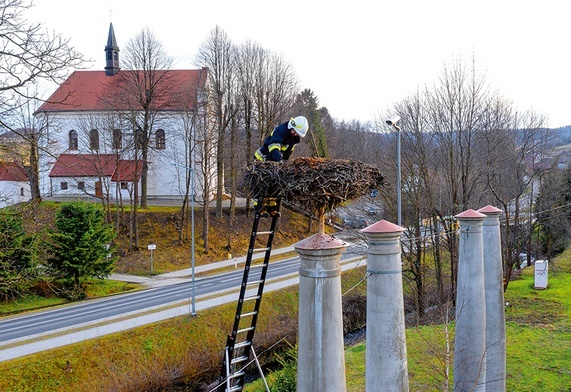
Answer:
(227, 370, 246, 380)
(237, 326, 254, 334)
(240, 311, 258, 318)
(245, 279, 263, 286)
(255, 230, 273, 236)
(233, 340, 251, 349)
(252, 247, 270, 253)
(228, 385, 243, 392)
(231, 355, 248, 365)
(243, 294, 260, 302)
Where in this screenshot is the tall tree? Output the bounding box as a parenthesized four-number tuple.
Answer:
(0, 210, 38, 301)
(482, 101, 549, 287)
(119, 27, 174, 209)
(235, 40, 264, 215)
(195, 26, 236, 217)
(424, 56, 490, 296)
(295, 89, 329, 158)
(535, 166, 570, 258)
(47, 203, 116, 298)
(252, 50, 299, 143)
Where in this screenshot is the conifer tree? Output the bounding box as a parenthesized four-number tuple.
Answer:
(48, 203, 116, 297)
(0, 211, 37, 301)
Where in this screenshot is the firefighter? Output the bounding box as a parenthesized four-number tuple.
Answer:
(254, 116, 309, 162)
(253, 116, 309, 216)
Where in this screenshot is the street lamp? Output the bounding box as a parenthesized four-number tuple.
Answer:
(386, 115, 402, 226)
(171, 161, 197, 316)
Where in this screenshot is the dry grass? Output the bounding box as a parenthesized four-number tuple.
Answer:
(0, 266, 370, 392)
(114, 206, 312, 275)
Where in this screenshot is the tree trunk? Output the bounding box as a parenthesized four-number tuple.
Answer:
(141, 138, 149, 209)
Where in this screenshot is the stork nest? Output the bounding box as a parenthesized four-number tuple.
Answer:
(241, 157, 386, 216)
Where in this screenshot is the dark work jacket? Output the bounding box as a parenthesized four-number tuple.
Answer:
(257, 122, 301, 162)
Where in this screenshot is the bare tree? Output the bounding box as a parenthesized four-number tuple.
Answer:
(0, 93, 45, 203)
(118, 27, 174, 209)
(195, 26, 237, 217)
(0, 0, 84, 202)
(423, 55, 490, 296)
(234, 40, 264, 216)
(328, 119, 374, 160)
(252, 50, 299, 144)
(194, 102, 218, 253)
(170, 83, 205, 245)
(0, 0, 84, 100)
(482, 104, 549, 288)
(235, 40, 264, 166)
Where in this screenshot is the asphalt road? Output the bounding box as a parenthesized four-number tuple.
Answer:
(0, 246, 366, 346)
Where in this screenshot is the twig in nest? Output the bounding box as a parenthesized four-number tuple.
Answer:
(241, 157, 386, 218)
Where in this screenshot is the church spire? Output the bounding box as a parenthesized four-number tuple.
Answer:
(104, 22, 120, 76)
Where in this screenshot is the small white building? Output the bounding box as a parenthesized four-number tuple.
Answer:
(48, 154, 140, 201)
(34, 23, 211, 202)
(0, 162, 30, 208)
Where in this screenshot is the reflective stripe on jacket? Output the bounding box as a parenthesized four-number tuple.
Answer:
(254, 122, 300, 162)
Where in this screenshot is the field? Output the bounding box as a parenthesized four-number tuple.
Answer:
(2, 203, 571, 391)
(246, 248, 571, 391)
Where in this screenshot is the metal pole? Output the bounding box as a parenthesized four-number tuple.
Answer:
(190, 159, 196, 316)
(396, 125, 401, 226)
(170, 161, 196, 316)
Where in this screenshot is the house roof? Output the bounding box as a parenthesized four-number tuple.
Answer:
(37, 68, 207, 113)
(49, 154, 142, 181)
(0, 128, 36, 140)
(0, 162, 28, 182)
(112, 160, 142, 182)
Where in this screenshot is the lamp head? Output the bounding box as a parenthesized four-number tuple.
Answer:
(386, 115, 401, 127)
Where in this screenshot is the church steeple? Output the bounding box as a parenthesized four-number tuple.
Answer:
(104, 23, 120, 76)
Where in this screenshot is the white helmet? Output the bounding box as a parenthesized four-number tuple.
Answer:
(288, 116, 309, 137)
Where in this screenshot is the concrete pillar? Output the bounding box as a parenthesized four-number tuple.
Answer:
(362, 220, 409, 392)
(478, 205, 506, 391)
(454, 209, 487, 392)
(295, 233, 347, 392)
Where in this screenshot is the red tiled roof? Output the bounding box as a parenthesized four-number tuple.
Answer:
(112, 160, 142, 182)
(37, 68, 207, 113)
(0, 162, 28, 182)
(50, 154, 117, 177)
(49, 154, 142, 181)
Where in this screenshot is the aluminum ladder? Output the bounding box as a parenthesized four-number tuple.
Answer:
(218, 198, 281, 392)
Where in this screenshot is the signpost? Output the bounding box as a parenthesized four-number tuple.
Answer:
(148, 244, 156, 272)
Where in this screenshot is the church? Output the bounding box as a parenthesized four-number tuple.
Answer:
(35, 23, 209, 203)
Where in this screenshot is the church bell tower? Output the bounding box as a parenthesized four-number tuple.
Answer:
(104, 22, 120, 76)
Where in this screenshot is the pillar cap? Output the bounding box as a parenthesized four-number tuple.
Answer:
(294, 233, 346, 250)
(361, 219, 404, 234)
(455, 209, 486, 220)
(477, 205, 502, 215)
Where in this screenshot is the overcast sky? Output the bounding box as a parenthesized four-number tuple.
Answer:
(28, 0, 571, 128)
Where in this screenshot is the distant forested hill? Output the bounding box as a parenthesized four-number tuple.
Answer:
(550, 125, 571, 147)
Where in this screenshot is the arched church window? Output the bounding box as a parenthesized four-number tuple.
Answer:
(69, 130, 78, 150)
(112, 129, 122, 150)
(90, 129, 100, 151)
(156, 129, 166, 150)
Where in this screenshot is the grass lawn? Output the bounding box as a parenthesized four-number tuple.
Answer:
(3, 246, 571, 391)
(247, 249, 571, 392)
